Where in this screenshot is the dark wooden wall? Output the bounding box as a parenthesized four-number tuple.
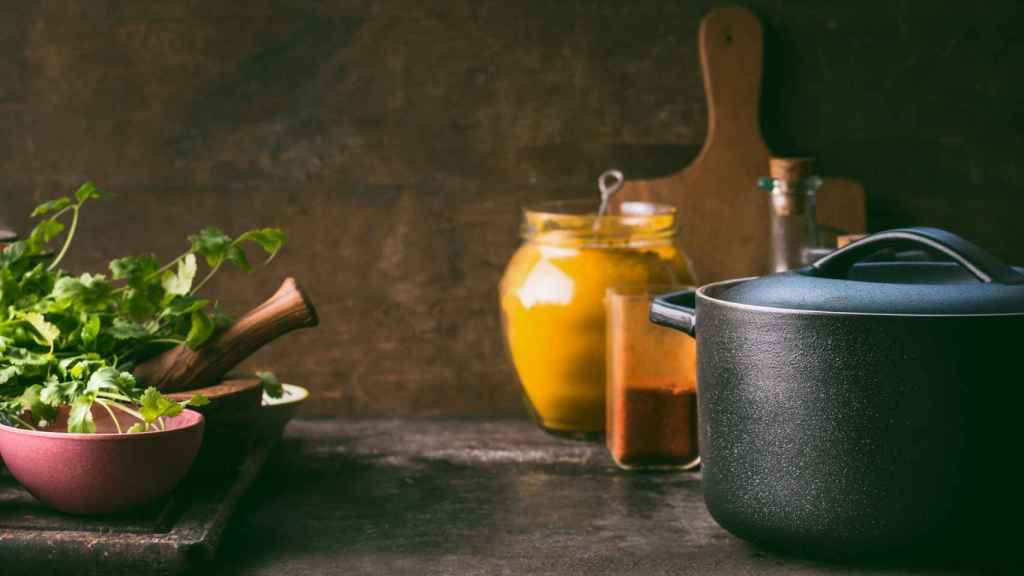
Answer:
(1, 1, 1021, 417)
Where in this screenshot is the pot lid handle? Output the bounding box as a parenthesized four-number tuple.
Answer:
(811, 227, 1024, 285)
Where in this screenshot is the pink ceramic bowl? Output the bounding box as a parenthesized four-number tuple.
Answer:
(0, 406, 204, 515)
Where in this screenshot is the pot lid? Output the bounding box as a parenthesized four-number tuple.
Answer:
(716, 227, 1024, 315)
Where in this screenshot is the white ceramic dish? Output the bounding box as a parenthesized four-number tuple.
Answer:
(259, 383, 308, 437)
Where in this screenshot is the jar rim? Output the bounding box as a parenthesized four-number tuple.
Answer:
(523, 198, 677, 218)
(521, 198, 678, 246)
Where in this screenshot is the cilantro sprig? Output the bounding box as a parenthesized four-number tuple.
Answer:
(0, 183, 284, 433)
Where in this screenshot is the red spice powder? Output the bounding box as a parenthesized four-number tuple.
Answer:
(608, 386, 698, 469)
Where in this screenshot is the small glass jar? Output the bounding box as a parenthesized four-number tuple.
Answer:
(499, 201, 695, 439)
(759, 157, 823, 273)
(605, 284, 699, 470)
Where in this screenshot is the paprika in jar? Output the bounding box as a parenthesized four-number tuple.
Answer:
(605, 284, 699, 470)
(499, 200, 695, 439)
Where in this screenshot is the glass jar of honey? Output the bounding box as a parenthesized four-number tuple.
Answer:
(499, 200, 695, 439)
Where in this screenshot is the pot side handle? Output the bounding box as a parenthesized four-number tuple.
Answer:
(650, 290, 697, 337)
(811, 227, 1024, 285)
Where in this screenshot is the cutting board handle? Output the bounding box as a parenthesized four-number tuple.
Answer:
(699, 6, 766, 151)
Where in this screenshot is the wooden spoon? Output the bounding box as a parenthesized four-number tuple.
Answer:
(135, 277, 318, 392)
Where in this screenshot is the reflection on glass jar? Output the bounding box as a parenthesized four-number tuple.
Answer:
(499, 200, 695, 439)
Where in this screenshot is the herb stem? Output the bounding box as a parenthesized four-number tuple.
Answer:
(148, 338, 186, 345)
(110, 250, 192, 294)
(190, 261, 221, 295)
(11, 415, 36, 430)
(96, 391, 134, 403)
(105, 401, 145, 422)
(47, 206, 79, 272)
(48, 206, 74, 220)
(96, 399, 123, 434)
(148, 251, 192, 281)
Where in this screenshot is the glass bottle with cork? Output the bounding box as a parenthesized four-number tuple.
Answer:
(758, 157, 823, 272)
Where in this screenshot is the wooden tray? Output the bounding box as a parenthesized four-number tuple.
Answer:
(0, 435, 274, 575)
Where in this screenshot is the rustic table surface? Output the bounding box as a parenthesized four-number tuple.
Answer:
(190, 419, 994, 575)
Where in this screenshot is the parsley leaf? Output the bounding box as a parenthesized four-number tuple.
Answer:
(185, 309, 214, 350)
(161, 253, 196, 296)
(109, 318, 150, 340)
(18, 312, 60, 346)
(19, 384, 58, 422)
(74, 181, 101, 203)
(256, 370, 283, 398)
(110, 255, 159, 283)
(0, 366, 20, 384)
(226, 244, 252, 272)
(68, 394, 97, 433)
(81, 314, 101, 348)
(187, 393, 210, 407)
(86, 367, 134, 394)
(0, 185, 286, 433)
(52, 273, 112, 307)
(163, 295, 209, 316)
(139, 386, 183, 422)
(31, 197, 72, 218)
(27, 218, 65, 252)
(189, 227, 233, 268)
(236, 228, 285, 263)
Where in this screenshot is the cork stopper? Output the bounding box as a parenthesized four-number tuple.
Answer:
(769, 157, 815, 182)
(768, 157, 816, 217)
(836, 234, 867, 248)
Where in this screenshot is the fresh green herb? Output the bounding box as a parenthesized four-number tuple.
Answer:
(256, 370, 283, 399)
(0, 182, 285, 433)
(126, 386, 210, 433)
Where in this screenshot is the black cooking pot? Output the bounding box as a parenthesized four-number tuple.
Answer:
(651, 227, 1019, 559)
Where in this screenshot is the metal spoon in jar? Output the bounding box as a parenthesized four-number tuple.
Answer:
(597, 169, 624, 217)
(594, 169, 624, 231)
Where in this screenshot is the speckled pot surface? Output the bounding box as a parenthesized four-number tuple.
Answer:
(650, 228, 1021, 558)
(654, 283, 1019, 558)
(692, 284, 1014, 556)
(0, 407, 204, 515)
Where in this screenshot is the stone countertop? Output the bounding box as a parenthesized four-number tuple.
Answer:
(200, 419, 986, 575)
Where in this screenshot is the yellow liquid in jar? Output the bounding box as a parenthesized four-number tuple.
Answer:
(500, 240, 693, 434)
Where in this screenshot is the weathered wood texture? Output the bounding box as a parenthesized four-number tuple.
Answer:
(1, 439, 274, 575)
(200, 419, 1000, 574)
(0, 1, 1022, 417)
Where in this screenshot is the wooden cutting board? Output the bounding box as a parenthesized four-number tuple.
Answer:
(617, 6, 866, 284)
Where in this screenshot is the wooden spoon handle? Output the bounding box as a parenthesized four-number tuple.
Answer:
(136, 277, 318, 392)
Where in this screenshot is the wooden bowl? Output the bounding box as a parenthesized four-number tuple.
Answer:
(165, 377, 264, 422)
(0, 407, 203, 515)
(167, 377, 307, 439)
